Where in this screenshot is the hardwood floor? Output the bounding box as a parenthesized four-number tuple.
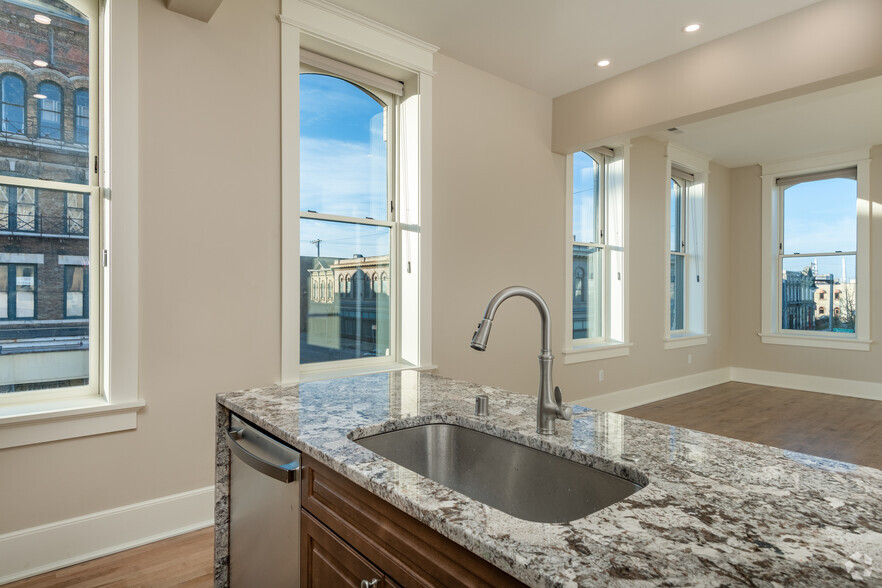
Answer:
(8, 382, 881, 586)
(621, 381, 882, 470)
(7, 527, 214, 588)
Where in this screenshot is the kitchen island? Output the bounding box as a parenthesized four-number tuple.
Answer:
(215, 371, 882, 586)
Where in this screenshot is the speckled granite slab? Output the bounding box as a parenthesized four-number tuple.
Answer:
(215, 371, 882, 587)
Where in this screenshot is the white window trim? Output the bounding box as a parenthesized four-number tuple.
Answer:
(0, 0, 143, 449)
(280, 0, 437, 383)
(664, 144, 709, 350)
(563, 144, 631, 363)
(759, 148, 872, 351)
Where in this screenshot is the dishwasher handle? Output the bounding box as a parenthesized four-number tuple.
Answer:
(225, 427, 299, 483)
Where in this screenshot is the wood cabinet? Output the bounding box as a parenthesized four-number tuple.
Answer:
(300, 455, 526, 588)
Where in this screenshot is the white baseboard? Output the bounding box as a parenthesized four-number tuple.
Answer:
(0, 486, 214, 585)
(572, 367, 731, 412)
(729, 367, 882, 402)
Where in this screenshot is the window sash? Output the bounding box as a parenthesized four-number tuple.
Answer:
(297, 66, 401, 372)
(775, 176, 860, 338)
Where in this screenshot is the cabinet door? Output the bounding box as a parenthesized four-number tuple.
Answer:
(302, 510, 395, 588)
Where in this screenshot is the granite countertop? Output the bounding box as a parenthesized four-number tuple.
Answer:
(216, 371, 882, 587)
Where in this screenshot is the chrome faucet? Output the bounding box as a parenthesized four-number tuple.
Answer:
(470, 286, 572, 435)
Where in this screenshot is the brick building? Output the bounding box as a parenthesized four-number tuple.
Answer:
(0, 0, 91, 391)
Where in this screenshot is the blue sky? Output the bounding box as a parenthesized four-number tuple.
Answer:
(783, 178, 857, 280)
(300, 73, 389, 259)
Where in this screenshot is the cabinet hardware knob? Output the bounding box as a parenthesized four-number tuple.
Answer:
(360, 579, 379, 588)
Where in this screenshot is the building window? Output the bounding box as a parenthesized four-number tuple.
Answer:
(66, 192, 87, 234)
(565, 147, 627, 360)
(64, 265, 87, 318)
(37, 81, 63, 141)
(0, 185, 37, 232)
(74, 88, 89, 144)
(1, 0, 98, 398)
(663, 146, 708, 348)
(1, 264, 36, 319)
(299, 68, 395, 366)
(761, 152, 870, 350)
(0, 73, 26, 134)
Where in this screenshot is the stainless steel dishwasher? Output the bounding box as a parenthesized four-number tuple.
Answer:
(226, 413, 301, 587)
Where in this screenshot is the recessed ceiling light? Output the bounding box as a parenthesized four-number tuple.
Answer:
(34, 14, 51, 25)
(33, 93, 47, 100)
(33, 59, 48, 67)
(597, 59, 611, 68)
(683, 23, 701, 33)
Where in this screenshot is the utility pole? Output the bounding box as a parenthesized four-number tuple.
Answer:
(310, 238, 322, 258)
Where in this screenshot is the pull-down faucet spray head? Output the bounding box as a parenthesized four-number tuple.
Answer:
(470, 319, 493, 351)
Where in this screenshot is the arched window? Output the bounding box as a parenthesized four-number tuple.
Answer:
(380, 272, 388, 295)
(321, 281, 326, 301)
(345, 275, 351, 295)
(74, 88, 89, 144)
(574, 268, 584, 302)
(0, 74, 26, 134)
(338, 275, 344, 293)
(312, 281, 318, 301)
(37, 81, 63, 140)
(371, 273, 378, 296)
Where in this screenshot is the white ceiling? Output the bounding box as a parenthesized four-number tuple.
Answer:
(327, 0, 823, 98)
(648, 75, 882, 168)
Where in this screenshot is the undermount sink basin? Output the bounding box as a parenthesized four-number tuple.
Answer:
(354, 423, 644, 523)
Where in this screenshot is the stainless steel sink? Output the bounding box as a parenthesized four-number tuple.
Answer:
(354, 423, 644, 523)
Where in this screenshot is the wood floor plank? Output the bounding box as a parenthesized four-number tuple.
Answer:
(621, 381, 882, 469)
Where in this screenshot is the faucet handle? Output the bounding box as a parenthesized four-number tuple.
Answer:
(554, 386, 572, 421)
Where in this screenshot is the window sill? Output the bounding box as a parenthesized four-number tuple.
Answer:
(0, 396, 145, 449)
(759, 333, 872, 352)
(562, 342, 632, 364)
(664, 334, 709, 349)
(297, 361, 438, 383)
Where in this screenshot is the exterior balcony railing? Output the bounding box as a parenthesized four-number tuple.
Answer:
(0, 212, 86, 237)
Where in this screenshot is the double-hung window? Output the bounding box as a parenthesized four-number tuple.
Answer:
(298, 64, 397, 369)
(664, 145, 708, 348)
(281, 1, 436, 382)
(760, 151, 871, 350)
(0, 0, 97, 398)
(564, 147, 629, 363)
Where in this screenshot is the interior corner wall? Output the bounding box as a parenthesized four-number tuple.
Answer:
(728, 146, 882, 384)
(0, 0, 282, 535)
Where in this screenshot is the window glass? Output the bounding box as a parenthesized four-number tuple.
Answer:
(67, 192, 86, 234)
(783, 178, 856, 255)
(0, 265, 7, 318)
(0, 0, 91, 185)
(65, 266, 85, 317)
(670, 254, 685, 331)
(1, 74, 25, 134)
(300, 218, 391, 364)
(15, 265, 35, 318)
(299, 70, 394, 367)
(37, 82, 62, 140)
(573, 151, 600, 244)
(74, 89, 89, 144)
(0, 0, 93, 394)
(780, 177, 857, 333)
(670, 179, 682, 252)
(572, 245, 602, 340)
(300, 73, 387, 219)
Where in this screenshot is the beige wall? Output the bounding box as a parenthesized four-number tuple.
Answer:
(430, 60, 731, 400)
(0, 0, 282, 534)
(728, 146, 882, 383)
(552, 0, 882, 154)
